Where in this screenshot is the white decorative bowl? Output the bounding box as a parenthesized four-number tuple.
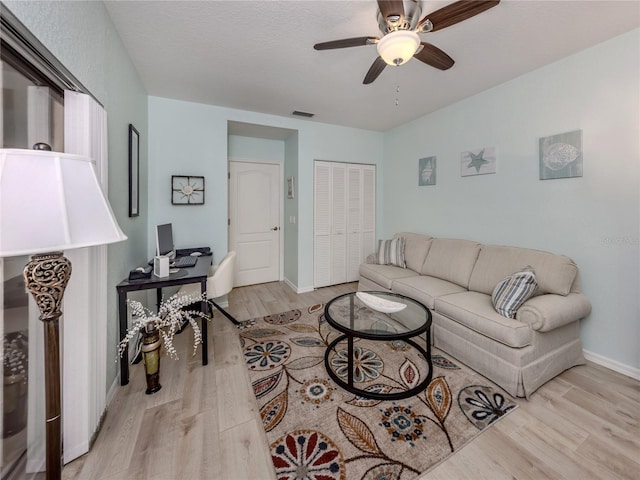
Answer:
(356, 292, 407, 314)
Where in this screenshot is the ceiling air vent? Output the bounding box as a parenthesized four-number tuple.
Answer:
(292, 110, 314, 118)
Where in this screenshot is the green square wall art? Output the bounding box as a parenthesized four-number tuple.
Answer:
(419, 156, 436, 186)
(539, 130, 583, 180)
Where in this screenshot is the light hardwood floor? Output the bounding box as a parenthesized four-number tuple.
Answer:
(63, 281, 639, 480)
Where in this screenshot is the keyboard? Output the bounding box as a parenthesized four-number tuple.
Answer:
(172, 256, 197, 268)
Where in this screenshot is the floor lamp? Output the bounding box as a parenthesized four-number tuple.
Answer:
(0, 148, 127, 480)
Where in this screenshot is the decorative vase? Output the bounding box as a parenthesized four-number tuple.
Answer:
(3, 371, 28, 437)
(3, 331, 28, 437)
(141, 323, 162, 394)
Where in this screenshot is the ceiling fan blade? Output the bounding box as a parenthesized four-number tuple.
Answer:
(378, 0, 405, 23)
(363, 57, 387, 84)
(314, 37, 378, 50)
(414, 43, 454, 70)
(418, 0, 499, 32)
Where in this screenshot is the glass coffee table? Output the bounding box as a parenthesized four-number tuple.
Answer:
(324, 291, 432, 400)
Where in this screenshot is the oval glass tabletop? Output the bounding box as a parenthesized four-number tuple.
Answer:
(325, 291, 430, 339)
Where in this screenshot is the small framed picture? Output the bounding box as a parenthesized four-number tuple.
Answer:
(171, 175, 205, 205)
(418, 156, 436, 186)
(287, 176, 295, 199)
(128, 124, 139, 217)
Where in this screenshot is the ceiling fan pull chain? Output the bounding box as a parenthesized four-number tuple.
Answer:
(395, 67, 400, 107)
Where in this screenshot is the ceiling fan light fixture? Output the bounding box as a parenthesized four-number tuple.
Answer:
(376, 30, 420, 66)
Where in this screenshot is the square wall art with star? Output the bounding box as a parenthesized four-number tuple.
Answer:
(460, 146, 497, 177)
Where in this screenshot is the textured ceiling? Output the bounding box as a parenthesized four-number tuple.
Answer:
(104, 1, 640, 132)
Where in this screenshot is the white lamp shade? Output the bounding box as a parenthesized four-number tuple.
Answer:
(376, 30, 420, 66)
(0, 149, 127, 257)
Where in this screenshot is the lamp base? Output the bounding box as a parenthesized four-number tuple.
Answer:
(23, 252, 71, 480)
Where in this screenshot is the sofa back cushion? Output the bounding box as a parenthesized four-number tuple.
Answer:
(393, 232, 432, 273)
(468, 245, 578, 296)
(421, 238, 481, 288)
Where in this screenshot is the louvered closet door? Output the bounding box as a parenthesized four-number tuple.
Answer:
(314, 161, 375, 288)
(347, 165, 362, 282)
(314, 162, 331, 287)
(361, 165, 376, 262)
(330, 163, 347, 284)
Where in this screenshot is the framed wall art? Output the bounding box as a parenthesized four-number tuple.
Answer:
(461, 146, 497, 177)
(418, 156, 436, 186)
(128, 124, 139, 217)
(539, 129, 583, 180)
(171, 175, 205, 205)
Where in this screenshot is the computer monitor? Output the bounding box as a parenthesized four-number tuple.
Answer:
(155, 223, 175, 259)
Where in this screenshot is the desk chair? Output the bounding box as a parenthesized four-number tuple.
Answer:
(179, 250, 240, 325)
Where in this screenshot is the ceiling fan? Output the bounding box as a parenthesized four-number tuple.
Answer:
(314, 0, 500, 84)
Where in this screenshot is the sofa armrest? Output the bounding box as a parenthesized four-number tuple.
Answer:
(516, 293, 592, 332)
(365, 253, 378, 264)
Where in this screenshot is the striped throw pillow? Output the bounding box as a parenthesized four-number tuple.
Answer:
(492, 266, 538, 318)
(377, 238, 406, 268)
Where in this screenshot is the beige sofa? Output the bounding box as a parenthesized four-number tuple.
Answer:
(358, 232, 592, 398)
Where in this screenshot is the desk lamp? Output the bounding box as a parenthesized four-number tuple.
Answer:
(0, 148, 127, 480)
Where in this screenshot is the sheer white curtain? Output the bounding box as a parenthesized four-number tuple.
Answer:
(61, 91, 109, 463)
(25, 87, 53, 472)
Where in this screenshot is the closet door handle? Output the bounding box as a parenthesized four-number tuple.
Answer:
(271, 226, 279, 231)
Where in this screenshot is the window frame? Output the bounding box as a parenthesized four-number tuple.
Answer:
(1, 3, 100, 105)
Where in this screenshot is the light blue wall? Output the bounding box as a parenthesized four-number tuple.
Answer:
(148, 97, 385, 290)
(228, 135, 285, 163)
(148, 98, 226, 258)
(284, 133, 299, 286)
(10, 1, 635, 383)
(383, 29, 640, 371)
(5, 1, 149, 388)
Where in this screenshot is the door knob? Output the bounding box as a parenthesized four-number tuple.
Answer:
(271, 226, 279, 231)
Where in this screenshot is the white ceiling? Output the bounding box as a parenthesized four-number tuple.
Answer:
(104, 1, 640, 132)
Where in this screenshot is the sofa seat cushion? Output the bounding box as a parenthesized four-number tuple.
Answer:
(421, 238, 481, 288)
(392, 275, 467, 310)
(359, 263, 419, 290)
(434, 291, 532, 348)
(468, 244, 578, 296)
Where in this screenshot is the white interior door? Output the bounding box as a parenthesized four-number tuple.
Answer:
(229, 161, 281, 287)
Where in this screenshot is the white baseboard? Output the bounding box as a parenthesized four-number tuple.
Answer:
(106, 375, 119, 408)
(283, 277, 298, 292)
(68, 377, 118, 464)
(583, 349, 640, 380)
(283, 277, 314, 294)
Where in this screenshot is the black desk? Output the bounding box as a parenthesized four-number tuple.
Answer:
(116, 255, 211, 385)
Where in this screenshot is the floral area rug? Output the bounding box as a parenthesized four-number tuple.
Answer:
(239, 304, 517, 480)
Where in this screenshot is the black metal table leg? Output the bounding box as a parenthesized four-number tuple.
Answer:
(118, 288, 129, 385)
